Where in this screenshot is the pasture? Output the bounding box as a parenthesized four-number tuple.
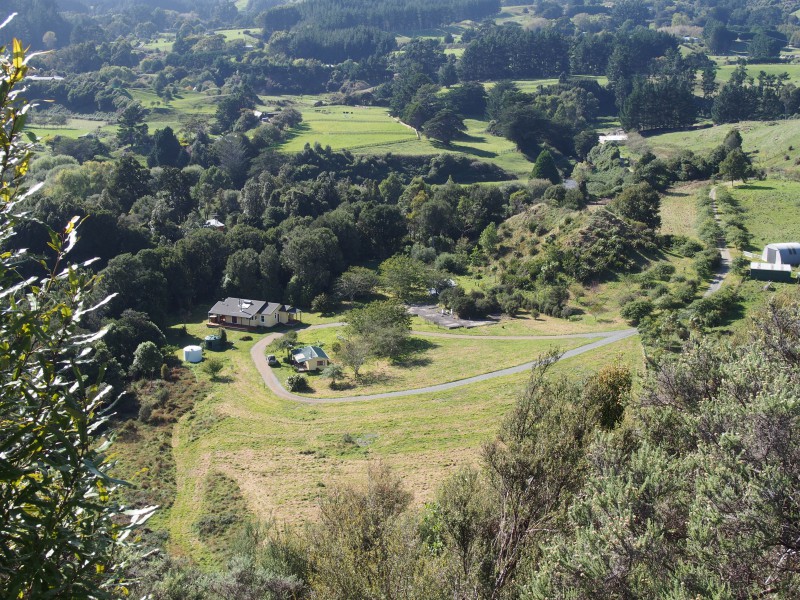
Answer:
(643, 119, 800, 177)
(660, 181, 705, 239)
(267, 325, 598, 398)
(215, 28, 260, 42)
(728, 179, 800, 249)
(157, 316, 643, 564)
(495, 5, 545, 28)
(715, 62, 800, 84)
(279, 104, 534, 178)
(28, 117, 110, 141)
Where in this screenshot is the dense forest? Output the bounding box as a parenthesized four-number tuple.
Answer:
(4, 0, 800, 597)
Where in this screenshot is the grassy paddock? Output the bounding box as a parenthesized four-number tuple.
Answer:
(28, 118, 110, 141)
(715, 62, 800, 84)
(279, 103, 532, 178)
(164, 318, 643, 563)
(727, 179, 800, 248)
(268, 326, 598, 397)
(644, 119, 800, 177)
(660, 181, 706, 239)
(215, 28, 260, 42)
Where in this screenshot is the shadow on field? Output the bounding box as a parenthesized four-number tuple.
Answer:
(392, 337, 437, 368)
(738, 184, 775, 191)
(280, 122, 310, 143)
(440, 142, 497, 158)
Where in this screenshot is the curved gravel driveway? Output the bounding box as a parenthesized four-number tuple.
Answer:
(250, 324, 638, 404)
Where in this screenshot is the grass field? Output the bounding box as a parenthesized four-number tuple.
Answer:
(279, 104, 533, 178)
(267, 326, 598, 398)
(280, 105, 417, 152)
(162, 318, 643, 564)
(129, 88, 218, 115)
(715, 62, 800, 84)
(727, 179, 800, 248)
(660, 181, 706, 239)
(495, 5, 545, 28)
(138, 36, 174, 53)
(643, 119, 800, 177)
(215, 28, 260, 42)
(28, 118, 109, 141)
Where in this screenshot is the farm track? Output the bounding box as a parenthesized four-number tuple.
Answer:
(705, 186, 733, 297)
(250, 324, 638, 404)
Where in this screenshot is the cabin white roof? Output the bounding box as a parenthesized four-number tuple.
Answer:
(750, 262, 792, 272)
(762, 242, 800, 265)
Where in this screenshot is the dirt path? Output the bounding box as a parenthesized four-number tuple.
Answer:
(250, 325, 638, 404)
(704, 186, 733, 297)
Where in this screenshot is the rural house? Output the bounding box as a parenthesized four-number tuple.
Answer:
(761, 242, 800, 265)
(291, 346, 330, 371)
(208, 298, 301, 330)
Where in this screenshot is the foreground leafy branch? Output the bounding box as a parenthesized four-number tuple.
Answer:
(0, 31, 153, 598)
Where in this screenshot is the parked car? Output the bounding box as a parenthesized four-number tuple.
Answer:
(267, 354, 280, 367)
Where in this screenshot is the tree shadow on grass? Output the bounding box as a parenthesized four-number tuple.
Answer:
(358, 370, 395, 386)
(166, 329, 205, 348)
(737, 183, 775, 191)
(433, 141, 498, 159)
(279, 122, 310, 143)
(391, 337, 437, 368)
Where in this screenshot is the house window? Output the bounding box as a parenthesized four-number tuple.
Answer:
(261, 315, 264, 322)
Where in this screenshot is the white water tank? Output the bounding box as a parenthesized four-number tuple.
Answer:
(183, 345, 202, 363)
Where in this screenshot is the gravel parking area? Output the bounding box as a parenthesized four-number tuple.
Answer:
(407, 304, 500, 329)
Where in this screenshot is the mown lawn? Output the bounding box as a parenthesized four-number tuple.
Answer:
(162, 319, 643, 565)
(266, 325, 598, 398)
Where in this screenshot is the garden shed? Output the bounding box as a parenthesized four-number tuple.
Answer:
(291, 346, 330, 371)
(204, 335, 222, 351)
(750, 262, 793, 283)
(761, 242, 800, 265)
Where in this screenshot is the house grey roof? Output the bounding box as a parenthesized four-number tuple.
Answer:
(262, 302, 300, 315)
(291, 345, 329, 362)
(209, 298, 299, 319)
(208, 298, 268, 319)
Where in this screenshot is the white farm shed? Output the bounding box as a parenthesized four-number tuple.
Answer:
(183, 345, 203, 363)
(761, 243, 800, 265)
